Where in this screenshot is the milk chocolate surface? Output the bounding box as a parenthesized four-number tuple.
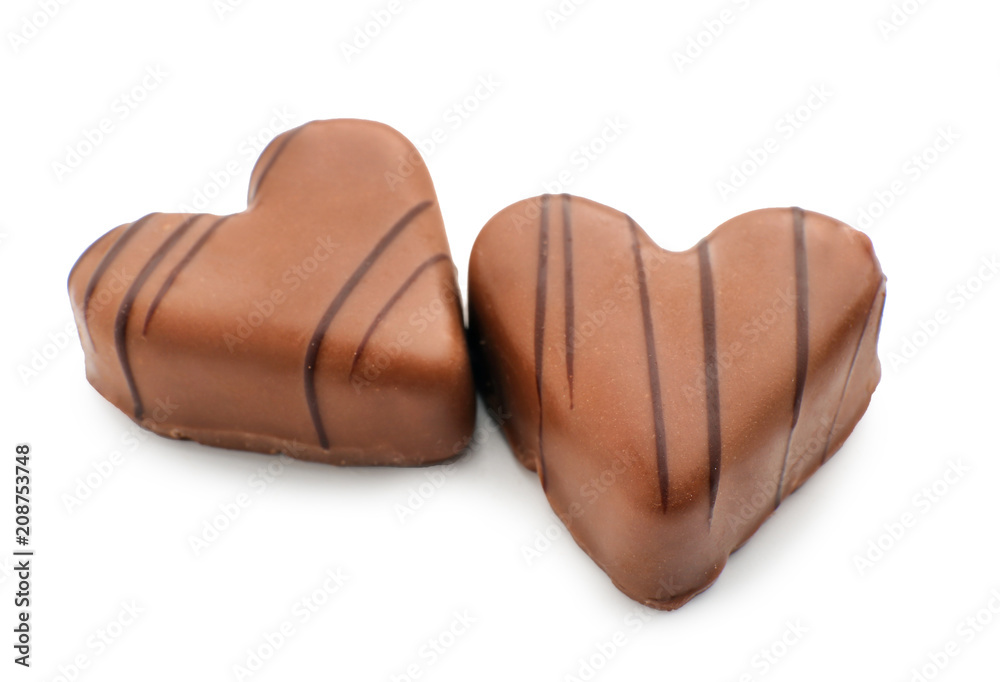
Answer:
(69, 119, 475, 466)
(469, 195, 886, 609)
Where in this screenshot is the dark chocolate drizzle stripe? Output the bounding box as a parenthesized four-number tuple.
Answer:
(561, 194, 575, 409)
(304, 201, 433, 449)
(821, 285, 884, 463)
(348, 253, 451, 378)
(82, 213, 159, 342)
(142, 216, 231, 335)
(628, 217, 669, 512)
(698, 239, 722, 522)
(248, 125, 305, 203)
(114, 215, 204, 420)
(534, 195, 552, 489)
(775, 207, 811, 508)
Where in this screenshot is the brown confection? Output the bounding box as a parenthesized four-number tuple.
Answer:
(69, 119, 475, 466)
(469, 195, 886, 609)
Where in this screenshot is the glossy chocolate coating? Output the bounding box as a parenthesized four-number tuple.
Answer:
(469, 195, 886, 609)
(69, 119, 475, 466)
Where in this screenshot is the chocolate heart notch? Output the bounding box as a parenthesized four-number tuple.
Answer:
(469, 195, 886, 609)
(69, 119, 475, 466)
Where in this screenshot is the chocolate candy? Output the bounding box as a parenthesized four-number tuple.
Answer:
(69, 119, 475, 466)
(469, 195, 886, 609)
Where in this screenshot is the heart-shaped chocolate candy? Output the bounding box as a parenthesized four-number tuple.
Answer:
(469, 195, 886, 609)
(69, 119, 475, 466)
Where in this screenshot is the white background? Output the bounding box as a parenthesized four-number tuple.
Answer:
(2, 0, 999, 680)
